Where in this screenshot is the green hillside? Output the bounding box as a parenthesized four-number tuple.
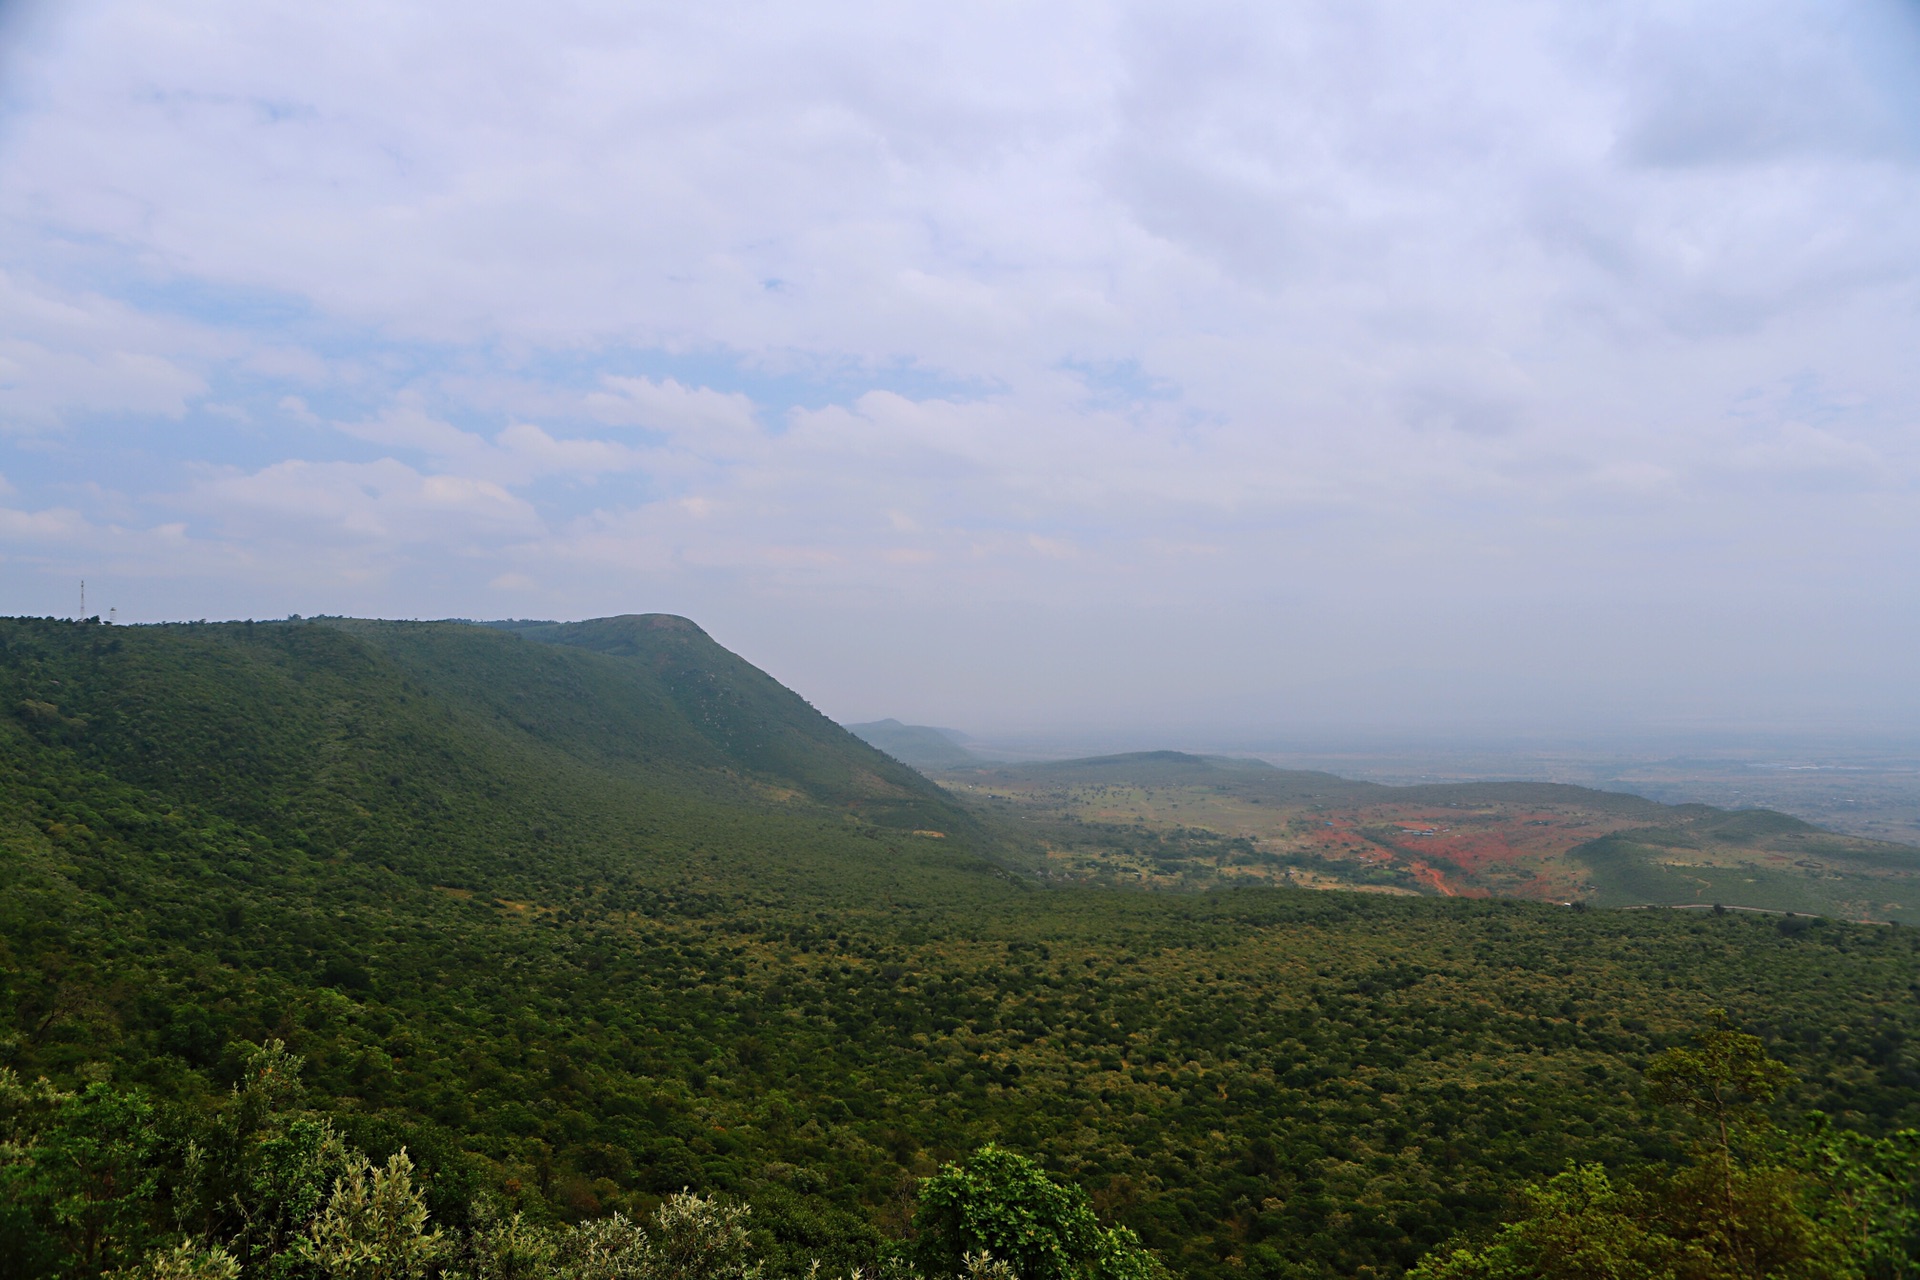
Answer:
(489, 618, 969, 828)
(5, 617, 1920, 1280)
(1572, 806, 1920, 920)
(31, 612, 965, 845)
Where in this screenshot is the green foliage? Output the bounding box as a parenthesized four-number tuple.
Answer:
(1796, 1119, 1920, 1279)
(958, 1252, 1018, 1280)
(550, 1212, 649, 1280)
(454, 1189, 755, 1280)
(1408, 1029, 1906, 1280)
(1646, 1014, 1795, 1146)
(1415, 1157, 1856, 1280)
(446, 1203, 562, 1280)
(111, 1239, 243, 1280)
(913, 1146, 1161, 1280)
(644, 1191, 760, 1280)
(6, 617, 1920, 1279)
(294, 1150, 448, 1280)
(1644, 1017, 1829, 1277)
(1, 1070, 163, 1276)
(1406, 1163, 1690, 1280)
(178, 1041, 351, 1274)
(915, 1146, 1100, 1280)
(1672, 1159, 1848, 1278)
(1088, 1228, 1160, 1280)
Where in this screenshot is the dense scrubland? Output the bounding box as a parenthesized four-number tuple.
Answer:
(4, 616, 1919, 1278)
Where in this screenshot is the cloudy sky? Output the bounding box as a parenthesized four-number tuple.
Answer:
(2, 0, 1917, 739)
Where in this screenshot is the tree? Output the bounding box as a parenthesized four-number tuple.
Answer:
(552, 1211, 648, 1280)
(0, 1070, 162, 1276)
(451, 1203, 561, 1280)
(1795, 1118, 1920, 1280)
(1411, 1019, 1867, 1280)
(643, 1191, 758, 1280)
(295, 1150, 448, 1280)
(1405, 1162, 1693, 1280)
(1642, 1013, 1835, 1279)
(914, 1146, 1159, 1280)
(1645, 1011, 1793, 1220)
(453, 1189, 757, 1280)
(179, 1041, 348, 1274)
(1651, 1159, 1845, 1280)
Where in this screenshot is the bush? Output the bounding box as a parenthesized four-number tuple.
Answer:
(914, 1147, 1159, 1280)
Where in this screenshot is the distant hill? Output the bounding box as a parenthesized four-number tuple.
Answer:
(973, 748, 1327, 787)
(844, 718, 989, 770)
(944, 749, 1920, 919)
(957, 750, 1679, 811)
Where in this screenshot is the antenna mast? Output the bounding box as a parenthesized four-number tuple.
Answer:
(80, 579, 86, 619)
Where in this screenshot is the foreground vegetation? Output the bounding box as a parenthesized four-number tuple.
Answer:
(3, 1039, 1161, 1280)
(8, 1028, 1912, 1279)
(5, 616, 1920, 1278)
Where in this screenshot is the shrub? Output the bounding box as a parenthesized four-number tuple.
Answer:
(914, 1147, 1159, 1280)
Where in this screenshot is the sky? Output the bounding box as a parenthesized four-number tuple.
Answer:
(1, 0, 1918, 741)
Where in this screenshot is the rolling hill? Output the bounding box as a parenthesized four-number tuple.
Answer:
(934, 751, 1920, 920)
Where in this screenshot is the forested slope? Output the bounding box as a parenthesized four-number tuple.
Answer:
(4, 617, 1919, 1280)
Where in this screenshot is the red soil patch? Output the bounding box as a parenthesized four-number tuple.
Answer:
(1355, 807, 1611, 876)
(1282, 804, 1645, 902)
(1407, 859, 1493, 899)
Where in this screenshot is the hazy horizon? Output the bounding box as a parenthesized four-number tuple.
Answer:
(4, 0, 1917, 739)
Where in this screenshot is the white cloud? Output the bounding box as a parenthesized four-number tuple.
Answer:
(187, 458, 540, 541)
(1727, 422, 1892, 488)
(587, 377, 760, 442)
(0, 274, 210, 430)
(2, 0, 1918, 727)
(335, 405, 478, 458)
(0, 502, 89, 542)
(333, 405, 647, 484)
